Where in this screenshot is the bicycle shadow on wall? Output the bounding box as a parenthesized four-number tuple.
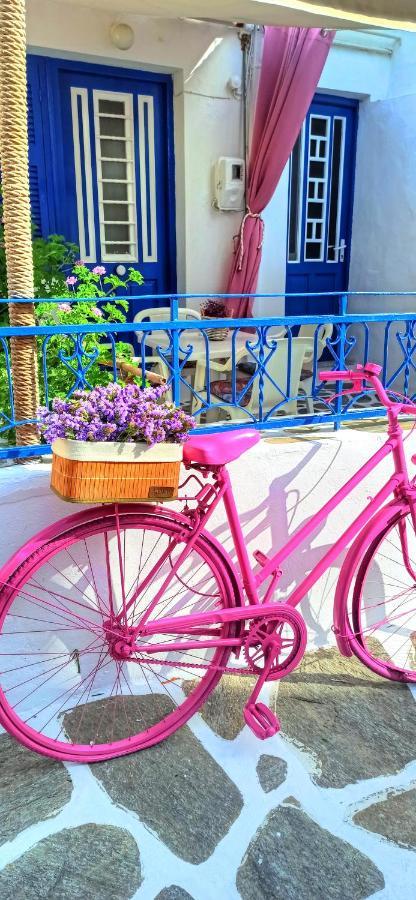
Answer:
(208, 438, 389, 649)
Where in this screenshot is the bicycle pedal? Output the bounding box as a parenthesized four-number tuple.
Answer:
(243, 702, 280, 740)
(253, 550, 269, 566)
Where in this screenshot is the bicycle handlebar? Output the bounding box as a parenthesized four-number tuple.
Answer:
(318, 370, 354, 383)
(319, 364, 416, 415)
(318, 363, 382, 385)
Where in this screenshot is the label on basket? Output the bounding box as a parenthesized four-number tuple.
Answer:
(149, 485, 176, 499)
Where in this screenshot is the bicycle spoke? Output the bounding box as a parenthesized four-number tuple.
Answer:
(0, 515, 234, 758)
(56, 641, 109, 744)
(352, 509, 416, 677)
(7, 633, 104, 703)
(40, 650, 112, 736)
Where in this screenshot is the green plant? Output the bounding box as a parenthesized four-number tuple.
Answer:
(38, 263, 144, 399)
(0, 188, 79, 325)
(0, 262, 146, 441)
(32, 233, 79, 300)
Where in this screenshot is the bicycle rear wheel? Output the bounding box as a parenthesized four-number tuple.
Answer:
(347, 503, 416, 681)
(0, 508, 238, 761)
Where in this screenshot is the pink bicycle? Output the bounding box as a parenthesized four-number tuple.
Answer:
(1, 363, 416, 762)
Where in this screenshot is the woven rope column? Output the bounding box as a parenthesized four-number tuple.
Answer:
(0, 0, 39, 446)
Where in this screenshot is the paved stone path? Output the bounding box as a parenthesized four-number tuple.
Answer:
(1, 647, 415, 898)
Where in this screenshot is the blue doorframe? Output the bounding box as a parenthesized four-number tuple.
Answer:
(285, 93, 358, 316)
(27, 55, 177, 313)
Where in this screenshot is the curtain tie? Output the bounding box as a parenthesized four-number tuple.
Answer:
(236, 208, 264, 271)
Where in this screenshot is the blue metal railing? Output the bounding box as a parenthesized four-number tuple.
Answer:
(0, 292, 415, 459)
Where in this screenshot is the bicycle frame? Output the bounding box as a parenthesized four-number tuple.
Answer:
(132, 368, 416, 653)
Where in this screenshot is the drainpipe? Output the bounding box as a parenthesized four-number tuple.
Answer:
(239, 28, 251, 207)
(0, 0, 39, 447)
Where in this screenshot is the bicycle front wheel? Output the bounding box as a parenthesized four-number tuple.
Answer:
(0, 509, 238, 761)
(348, 504, 416, 681)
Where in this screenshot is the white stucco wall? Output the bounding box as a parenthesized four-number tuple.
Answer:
(0, 430, 403, 642)
(349, 33, 416, 304)
(254, 35, 401, 316)
(347, 32, 416, 377)
(349, 92, 416, 301)
(25, 2, 416, 309)
(26, 0, 244, 297)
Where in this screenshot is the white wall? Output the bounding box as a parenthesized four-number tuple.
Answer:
(27, 0, 244, 298)
(178, 36, 243, 294)
(347, 31, 416, 379)
(0, 430, 402, 643)
(26, 2, 416, 310)
(349, 31, 416, 306)
(319, 42, 392, 102)
(388, 31, 416, 100)
(349, 92, 416, 301)
(249, 35, 402, 314)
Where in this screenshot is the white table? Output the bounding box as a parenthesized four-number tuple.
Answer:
(133, 326, 286, 410)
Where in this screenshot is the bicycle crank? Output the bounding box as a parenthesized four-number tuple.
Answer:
(242, 606, 307, 740)
(243, 607, 307, 681)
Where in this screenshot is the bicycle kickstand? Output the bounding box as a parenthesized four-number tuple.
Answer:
(243, 652, 281, 740)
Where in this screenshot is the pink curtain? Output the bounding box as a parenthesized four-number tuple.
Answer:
(226, 26, 334, 317)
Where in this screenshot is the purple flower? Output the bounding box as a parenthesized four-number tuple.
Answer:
(58, 302, 71, 313)
(38, 382, 195, 447)
(74, 259, 85, 266)
(66, 276, 77, 287)
(92, 265, 106, 276)
(92, 307, 103, 317)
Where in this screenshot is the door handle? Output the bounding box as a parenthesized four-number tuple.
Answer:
(329, 238, 347, 262)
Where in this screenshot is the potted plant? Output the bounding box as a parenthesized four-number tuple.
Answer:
(201, 298, 229, 341)
(39, 383, 195, 503)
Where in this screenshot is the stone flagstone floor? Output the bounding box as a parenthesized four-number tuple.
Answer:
(0, 647, 415, 900)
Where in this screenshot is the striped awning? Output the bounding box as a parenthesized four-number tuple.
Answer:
(61, 0, 416, 31)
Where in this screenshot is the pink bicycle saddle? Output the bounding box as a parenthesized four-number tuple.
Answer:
(183, 429, 260, 466)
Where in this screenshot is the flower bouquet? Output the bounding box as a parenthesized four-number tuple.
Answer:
(201, 298, 229, 341)
(39, 383, 195, 503)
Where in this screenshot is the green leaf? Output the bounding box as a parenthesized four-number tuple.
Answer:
(103, 275, 126, 290)
(127, 268, 144, 285)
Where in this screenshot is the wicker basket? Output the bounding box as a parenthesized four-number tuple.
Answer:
(202, 315, 229, 342)
(51, 439, 182, 504)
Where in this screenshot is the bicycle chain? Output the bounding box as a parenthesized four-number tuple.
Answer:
(133, 654, 251, 676)
(133, 616, 287, 676)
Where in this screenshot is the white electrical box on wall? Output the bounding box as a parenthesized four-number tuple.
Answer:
(213, 157, 245, 211)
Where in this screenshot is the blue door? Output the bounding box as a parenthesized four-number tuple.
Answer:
(27, 56, 176, 315)
(285, 94, 358, 316)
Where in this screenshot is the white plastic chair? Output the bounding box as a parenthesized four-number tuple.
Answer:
(134, 306, 201, 327)
(298, 322, 333, 366)
(196, 336, 313, 421)
(133, 306, 201, 389)
(298, 323, 334, 413)
(191, 325, 286, 415)
(192, 344, 248, 414)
